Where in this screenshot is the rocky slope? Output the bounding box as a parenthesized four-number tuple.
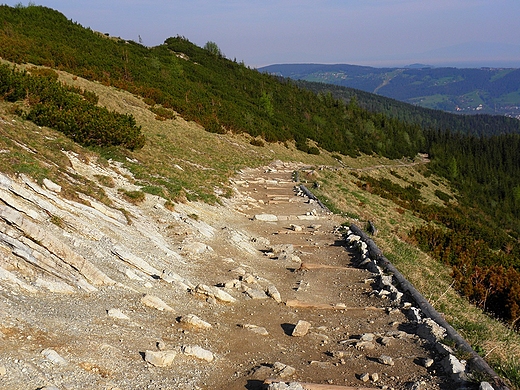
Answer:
(0, 145, 500, 389)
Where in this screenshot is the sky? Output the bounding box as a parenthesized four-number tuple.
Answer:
(4, 0, 520, 68)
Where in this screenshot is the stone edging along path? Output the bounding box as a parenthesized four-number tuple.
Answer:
(345, 224, 509, 390)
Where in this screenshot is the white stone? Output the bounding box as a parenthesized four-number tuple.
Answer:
(43, 178, 61, 193)
(141, 294, 174, 312)
(144, 350, 176, 367)
(181, 241, 212, 256)
(107, 308, 130, 320)
(182, 345, 214, 362)
(441, 354, 466, 374)
(41, 349, 67, 365)
(253, 214, 278, 222)
(268, 383, 304, 390)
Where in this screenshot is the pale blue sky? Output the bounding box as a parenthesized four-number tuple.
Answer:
(4, 0, 520, 67)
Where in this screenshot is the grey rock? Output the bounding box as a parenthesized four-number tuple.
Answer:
(266, 284, 282, 303)
(268, 383, 304, 390)
(416, 318, 447, 343)
(242, 324, 269, 336)
(480, 382, 495, 390)
(441, 354, 467, 381)
(245, 287, 268, 300)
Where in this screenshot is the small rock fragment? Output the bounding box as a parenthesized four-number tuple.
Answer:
(179, 314, 212, 330)
(266, 284, 282, 303)
(359, 373, 370, 382)
(273, 362, 296, 378)
(480, 382, 495, 390)
(107, 308, 130, 320)
(423, 358, 434, 368)
(194, 284, 237, 303)
(371, 372, 379, 382)
(245, 287, 269, 299)
(43, 178, 61, 193)
(267, 382, 304, 390)
(379, 336, 392, 346)
(242, 324, 269, 336)
(291, 320, 311, 337)
(360, 333, 375, 342)
(41, 349, 67, 365)
(182, 345, 214, 362)
(141, 294, 174, 312)
(144, 350, 176, 367)
(0, 365, 6, 376)
(378, 355, 394, 366)
(355, 341, 376, 350)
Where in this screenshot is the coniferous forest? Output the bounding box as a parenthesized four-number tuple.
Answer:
(1, 4, 520, 328)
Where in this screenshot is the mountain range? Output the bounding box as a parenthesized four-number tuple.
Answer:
(259, 63, 520, 117)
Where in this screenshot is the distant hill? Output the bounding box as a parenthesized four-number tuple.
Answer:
(259, 63, 520, 117)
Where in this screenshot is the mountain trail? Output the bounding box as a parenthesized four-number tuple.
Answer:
(0, 157, 473, 389)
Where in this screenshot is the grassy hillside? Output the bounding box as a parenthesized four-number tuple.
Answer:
(260, 63, 520, 117)
(2, 68, 520, 388)
(1, 4, 520, 385)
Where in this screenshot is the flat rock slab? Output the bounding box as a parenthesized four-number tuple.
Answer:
(254, 214, 279, 222)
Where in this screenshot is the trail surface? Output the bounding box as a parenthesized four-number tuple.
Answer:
(0, 159, 460, 389)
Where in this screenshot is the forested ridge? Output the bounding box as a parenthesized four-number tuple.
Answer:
(294, 80, 520, 137)
(260, 63, 520, 116)
(1, 4, 520, 328)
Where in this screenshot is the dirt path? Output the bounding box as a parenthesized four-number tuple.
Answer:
(211, 162, 448, 389)
(0, 161, 455, 389)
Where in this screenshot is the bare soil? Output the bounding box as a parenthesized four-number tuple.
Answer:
(0, 160, 461, 389)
